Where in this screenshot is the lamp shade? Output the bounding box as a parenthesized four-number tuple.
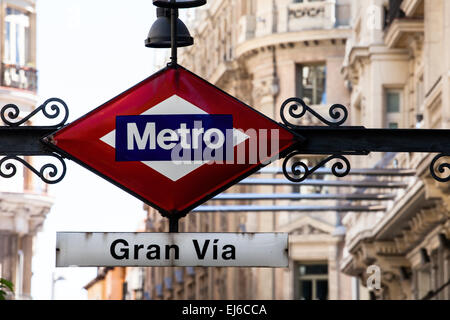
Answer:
(153, 0, 206, 8)
(145, 8, 194, 48)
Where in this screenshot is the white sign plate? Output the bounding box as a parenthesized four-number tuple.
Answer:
(56, 232, 289, 268)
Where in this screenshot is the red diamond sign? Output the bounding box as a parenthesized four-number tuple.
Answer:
(46, 66, 297, 217)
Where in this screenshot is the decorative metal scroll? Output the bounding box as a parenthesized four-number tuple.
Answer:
(280, 98, 351, 182)
(280, 97, 348, 128)
(0, 154, 67, 185)
(0, 98, 69, 184)
(1, 98, 69, 128)
(430, 154, 450, 183)
(283, 153, 351, 183)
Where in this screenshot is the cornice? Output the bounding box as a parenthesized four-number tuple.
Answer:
(372, 178, 422, 240)
(0, 191, 54, 208)
(401, 0, 424, 17)
(0, 191, 53, 235)
(347, 45, 410, 67)
(384, 19, 424, 49)
(235, 28, 351, 60)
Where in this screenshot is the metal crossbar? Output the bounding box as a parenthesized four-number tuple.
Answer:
(238, 178, 408, 189)
(193, 204, 387, 213)
(211, 193, 397, 201)
(258, 167, 416, 176)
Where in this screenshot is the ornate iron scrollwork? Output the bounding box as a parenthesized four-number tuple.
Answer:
(0, 154, 67, 185)
(280, 97, 348, 128)
(282, 152, 351, 183)
(430, 154, 450, 182)
(1, 98, 69, 128)
(0, 98, 69, 184)
(280, 98, 351, 183)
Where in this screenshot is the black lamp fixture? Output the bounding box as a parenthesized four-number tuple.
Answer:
(145, 7, 194, 48)
(153, 0, 207, 8)
(147, 0, 206, 66)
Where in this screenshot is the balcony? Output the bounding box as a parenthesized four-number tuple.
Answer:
(0, 191, 53, 236)
(0, 63, 38, 92)
(383, 0, 423, 49)
(384, 18, 423, 49)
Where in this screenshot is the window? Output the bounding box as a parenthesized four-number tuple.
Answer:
(416, 76, 424, 127)
(388, 122, 398, 129)
(296, 64, 327, 105)
(416, 76, 424, 111)
(385, 89, 402, 128)
(296, 263, 328, 300)
(292, 183, 301, 194)
(2, 7, 36, 91)
(199, 274, 208, 298)
(155, 284, 164, 298)
(386, 91, 400, 113)
(336, 3, 351, 26)
(187, 282, 195, 299)
(4, 7, 31, 66)
(122, 281, 129, 300)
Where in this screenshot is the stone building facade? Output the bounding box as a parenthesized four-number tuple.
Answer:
(85, 0, 450, 301)
(143, 0, 359, 300)
(341, 0, 450, 300)
(0, 0, 53, 300)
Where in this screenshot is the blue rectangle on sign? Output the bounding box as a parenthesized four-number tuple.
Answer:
(116, 114, 233, 162)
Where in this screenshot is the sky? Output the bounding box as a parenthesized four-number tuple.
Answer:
(31, 0, 171, 300)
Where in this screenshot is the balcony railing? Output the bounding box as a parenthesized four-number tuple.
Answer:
(0, 63, 38, 92)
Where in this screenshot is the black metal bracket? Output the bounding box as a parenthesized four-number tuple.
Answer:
(280, 97, 450, 183)
(0, 98, 69, 184)
(283, 153, 352, 183)
(0, 154, 66, 185)
(1, 98, 68, 128)
(281, 97, 349, 128)
(1, 96, 450, 191)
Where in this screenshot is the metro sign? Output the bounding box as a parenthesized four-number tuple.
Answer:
(46, 66, 297, 217)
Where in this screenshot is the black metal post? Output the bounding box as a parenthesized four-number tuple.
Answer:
(169, 216, 179, 233)
(170, 1, 178, 66)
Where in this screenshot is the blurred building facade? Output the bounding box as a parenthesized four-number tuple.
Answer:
(84, 267, 127, 300)
(341, 0, 450, 300)
(142, 0, 358, 301)
(0, 0, 53, 300)
(85, 0, 450, 301)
